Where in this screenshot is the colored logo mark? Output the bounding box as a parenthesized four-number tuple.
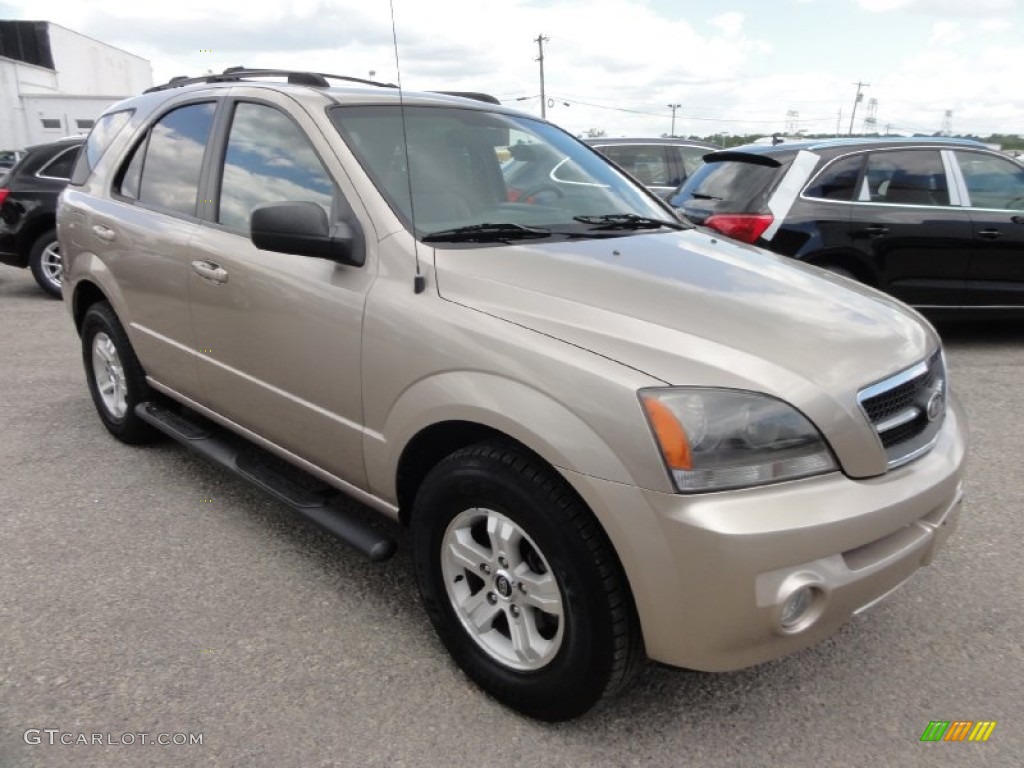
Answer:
(920, 720, 996, 742)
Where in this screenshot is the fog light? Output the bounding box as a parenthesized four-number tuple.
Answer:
(780, 586, 814, 629)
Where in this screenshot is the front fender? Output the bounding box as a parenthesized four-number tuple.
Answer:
(363, 370, 638, 504)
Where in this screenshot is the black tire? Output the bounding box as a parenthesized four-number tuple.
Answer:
(81, 302, 158, 444)
(411, 441, 642, 721)
(28, 228, 63, 298)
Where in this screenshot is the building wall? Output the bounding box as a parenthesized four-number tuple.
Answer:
(0, 22, 151, 150)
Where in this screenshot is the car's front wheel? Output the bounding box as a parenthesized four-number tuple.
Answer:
(28, 228, 63, 298)
(81, 302, 158, 444)
(411, 441, 642, 721)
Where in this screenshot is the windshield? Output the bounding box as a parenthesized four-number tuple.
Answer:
(329, 105, 677, 242)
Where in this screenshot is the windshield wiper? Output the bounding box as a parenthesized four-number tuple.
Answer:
(572, 214, 688, 231)
(422, 222, 552, 243)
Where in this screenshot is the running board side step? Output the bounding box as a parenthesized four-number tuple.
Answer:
(136, 401, 397, 562)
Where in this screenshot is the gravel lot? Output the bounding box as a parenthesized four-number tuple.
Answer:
(1, 266, 1021, 767)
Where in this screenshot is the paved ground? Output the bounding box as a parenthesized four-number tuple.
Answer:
(1, 266, 1021, 768)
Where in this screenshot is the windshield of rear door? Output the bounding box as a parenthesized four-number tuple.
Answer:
(669, 156, 782, 212)
(328, 104, 676, 241)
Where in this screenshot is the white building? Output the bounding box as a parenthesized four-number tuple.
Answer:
(0, 20, 152, 150)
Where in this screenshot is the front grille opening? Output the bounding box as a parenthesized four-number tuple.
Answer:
(859, 350, 945, 469)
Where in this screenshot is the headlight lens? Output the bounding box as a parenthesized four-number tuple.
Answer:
(640, 388, 837, 492)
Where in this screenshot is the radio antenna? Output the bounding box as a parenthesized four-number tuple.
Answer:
(389, 0, 426, 294)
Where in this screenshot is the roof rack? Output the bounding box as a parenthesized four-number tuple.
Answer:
(434, 91, 501, 105)
(144, 67, 399, 94)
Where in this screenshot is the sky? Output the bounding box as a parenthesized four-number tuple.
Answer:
(1, 0, 1021, 139)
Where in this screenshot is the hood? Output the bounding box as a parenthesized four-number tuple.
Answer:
(434, 229, 938, 477)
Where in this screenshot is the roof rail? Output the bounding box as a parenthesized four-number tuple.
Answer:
(433, 91, 501, 105)
(144, 67, 399, 94)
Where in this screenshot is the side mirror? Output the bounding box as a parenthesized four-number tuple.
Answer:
(250, 201, 364, 267)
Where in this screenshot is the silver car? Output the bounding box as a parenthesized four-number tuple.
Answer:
(59, 68, 966, 721)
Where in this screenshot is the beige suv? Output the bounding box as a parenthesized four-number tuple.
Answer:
(59, 69, 967, 721)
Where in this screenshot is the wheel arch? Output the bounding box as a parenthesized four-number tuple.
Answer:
(799, 248, 878, 286)
(15, 215, 57, 265)
(71, 279, 112, 332)
(368, 372, 640, 523)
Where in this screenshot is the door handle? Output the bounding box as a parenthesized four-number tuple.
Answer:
(858, 224, 889, 237)
(190, 260, 229, 284)
(1011, 215, 1024, 225)
(977, 228, 1003, 240)
(91, 224, 116, 242)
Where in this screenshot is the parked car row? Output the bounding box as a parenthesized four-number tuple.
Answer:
(0, 135, 83, 297)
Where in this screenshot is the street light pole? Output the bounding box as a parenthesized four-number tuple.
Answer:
(535, 34, 549, 118)
(668, 103, 681, 137)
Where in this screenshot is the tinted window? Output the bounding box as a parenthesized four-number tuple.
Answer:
(71, 109, 133, 185)
(601, 145, 671, 186)
(804, 154, 863, 201)
(955, 151, 1024, 210)
(218, 103, 335, 231)
(40, 118, 62, 130)
(38, 145, 81, 180)
(671, 158, 780, 211)
(865, 150, 949, 206)
(136, 103, 216, 216)
(676, 146, 708, 179)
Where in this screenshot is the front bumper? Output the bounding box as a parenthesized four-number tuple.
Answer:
(561, 394, 967, 671)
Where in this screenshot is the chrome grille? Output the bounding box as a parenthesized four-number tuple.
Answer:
(858, 350, 945, 468)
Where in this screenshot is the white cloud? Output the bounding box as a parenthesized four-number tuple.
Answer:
(709, 12, 745, 37)
(858, 0, 1016, 14)
(929, 20, 964, 44)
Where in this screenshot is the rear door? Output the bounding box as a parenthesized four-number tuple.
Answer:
(846, 148, 972, 307)
(952, 149, 1024, 307)
(87, 100, 218, 403)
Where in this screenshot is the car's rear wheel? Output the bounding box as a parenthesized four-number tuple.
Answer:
(81, 302, 158, 444)
(411, 441, 642, 721)
(29, 228, 62, 298)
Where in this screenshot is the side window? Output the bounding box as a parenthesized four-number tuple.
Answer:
(865, 150, 949, 206)
(601, 145, 671, 186)
(955, 151, 1024, 210)
(676, 146, 709, 181)
(804, 154, 863, 201)
(38, 145, 82, 180)
(218, 102, 335, 231)
(70, 109, 133, 186)
(135, 103, 216, 216)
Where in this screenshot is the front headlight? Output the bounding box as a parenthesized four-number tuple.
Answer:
(640, 388, 837, 492)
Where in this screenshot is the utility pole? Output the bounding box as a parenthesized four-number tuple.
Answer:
(849, 81, 869, 135)
(667, 103, 681, 137)
(534, 35, 549, 118)
(836, 108, 842, 138)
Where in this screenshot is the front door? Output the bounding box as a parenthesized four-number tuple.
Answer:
(187, 96, 375, 486)
(954, 149, 1024, 307)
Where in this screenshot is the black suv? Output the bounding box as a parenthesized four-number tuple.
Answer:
(669, 137, 1024, 310)
(0, 136, 84, 297)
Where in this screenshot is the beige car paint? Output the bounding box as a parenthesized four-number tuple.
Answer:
(60, 82, 967, 673)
